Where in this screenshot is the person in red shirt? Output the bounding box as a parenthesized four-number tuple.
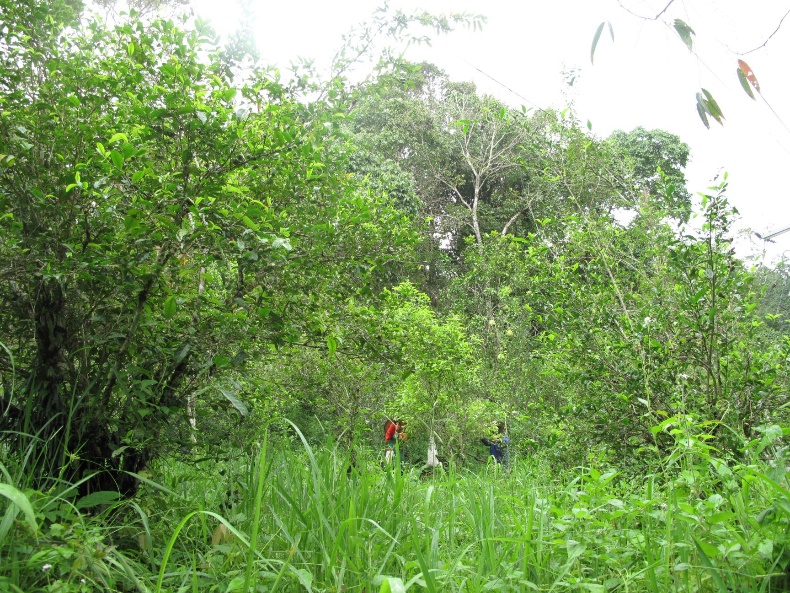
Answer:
(384, 419, 405, 463)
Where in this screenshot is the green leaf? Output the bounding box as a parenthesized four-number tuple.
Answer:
(0, 484, 37, 532)
(164, 295, 177, 318)
(378, 577, 406, 593)
(591, 22, 604, 64)
(758, 539, 774, 559)
(736, 67, 755, 100)
(567, 539, 586, 561)
(693, 536, 728, 593)
(218, 386, 249, 416)
(701, 88, 724, 124)
(111, 446, 129, 458)
(242, 215, 259, 231)
(213, 354, 231, 368)
(756, 424, 783, 454)
(674, 19, 695, 52)
(110, 150, 124, 169)
(124, 214, 140, 233)
(696, 93, 711, 129)
(76, 490, 121, 509)
(108, 132, 128, 144)
(219, 88, 237, 102)
(591, 21, 614, 64)
(327, 335, 338, 355)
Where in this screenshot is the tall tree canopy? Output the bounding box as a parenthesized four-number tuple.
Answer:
(0, 7, 416, 492)
(609, 126, 692, 221)
(348, 62, 633, 262)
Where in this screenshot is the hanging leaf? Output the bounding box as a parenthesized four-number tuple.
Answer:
(218, 386, 249, 416)
(695, 89, 724, 128)
(702, 89, 725, 124)
(695, 93, 711, 129)
(737, 59, 760, 93)
(674, 19, 695, 52)
(737, 67, 755, 100)
(590, 21, 614, 64)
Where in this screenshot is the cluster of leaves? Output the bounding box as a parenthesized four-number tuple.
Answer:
(0, 3, 419, 491)
(591, 4, 765, 129)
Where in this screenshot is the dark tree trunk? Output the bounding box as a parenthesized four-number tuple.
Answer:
(6, 278, 151, 498)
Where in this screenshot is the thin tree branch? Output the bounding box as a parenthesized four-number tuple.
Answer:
(501, 206, 529, 236)
(436, 175, 472, 210)
(741, 7, 790, 55)
(617, 0, 677, 21)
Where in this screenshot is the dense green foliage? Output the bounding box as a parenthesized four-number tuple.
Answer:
(4, 426, 790, 592)
(2, 3, 790, 592)
(0, 3, 416, 493)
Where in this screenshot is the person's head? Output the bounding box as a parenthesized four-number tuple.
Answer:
(496, 421, 505, 434)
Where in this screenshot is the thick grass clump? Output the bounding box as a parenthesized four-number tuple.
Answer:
(2, 420, 790, 592)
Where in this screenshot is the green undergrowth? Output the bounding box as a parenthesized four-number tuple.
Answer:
(2, 419, 790, 592)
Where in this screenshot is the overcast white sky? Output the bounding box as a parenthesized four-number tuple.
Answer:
(190, 0, 790, 263)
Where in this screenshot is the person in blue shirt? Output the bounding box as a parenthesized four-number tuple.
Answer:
(481, 421, 509, 465)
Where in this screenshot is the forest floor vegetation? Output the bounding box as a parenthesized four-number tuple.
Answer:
(2, 420, 790, 593)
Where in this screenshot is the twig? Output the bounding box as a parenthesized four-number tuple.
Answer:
(740, 7, 790, 55)
(617, 0, 677, 21)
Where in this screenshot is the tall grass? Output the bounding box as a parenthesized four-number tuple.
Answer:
(2, 418, 790, 592)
